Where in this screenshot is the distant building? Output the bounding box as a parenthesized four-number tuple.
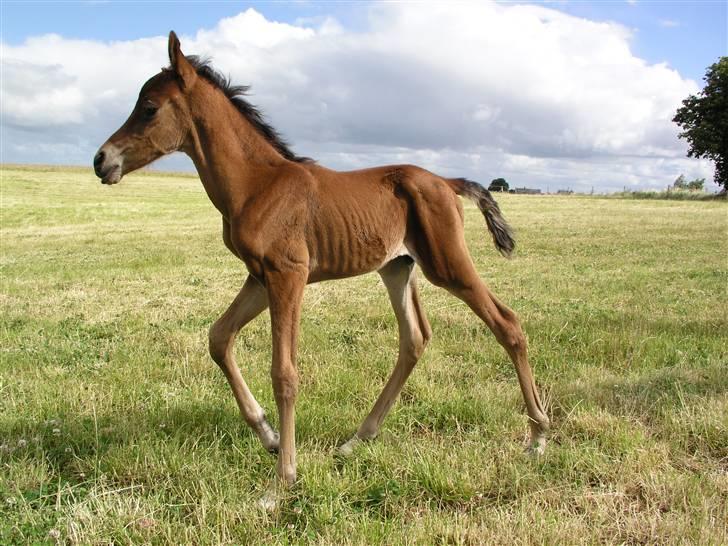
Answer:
(510, 187, 542, 194)
(556, 189, 574, 195)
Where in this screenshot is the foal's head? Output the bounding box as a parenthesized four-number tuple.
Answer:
(94, 32, 197, 184)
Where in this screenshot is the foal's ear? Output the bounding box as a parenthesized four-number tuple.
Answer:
(168, 31, 197, 90)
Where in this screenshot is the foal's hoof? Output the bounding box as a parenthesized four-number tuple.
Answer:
(257, 488, 279, 512)
(525, 435, 547, 457)
(257, 476, 294, 512)
(336, 435, 362, 457)
(259, 422, 280, 454)
(262, 433, 280, 455)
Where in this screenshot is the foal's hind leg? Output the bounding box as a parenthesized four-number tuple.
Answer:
(444, 268, 549, 453)
(339, 256, 431, 456)
(209, 275, 279, 452)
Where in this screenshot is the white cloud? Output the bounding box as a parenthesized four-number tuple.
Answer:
(0, 4, 712, 191)
(2, 58, 84, 126)
(195, 9, 315, 49)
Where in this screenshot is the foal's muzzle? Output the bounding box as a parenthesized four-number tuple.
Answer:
(93, 145, 123, 185)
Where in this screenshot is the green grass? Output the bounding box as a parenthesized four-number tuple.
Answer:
(1, 164, 726, 545)
(606, 189, 724, 201)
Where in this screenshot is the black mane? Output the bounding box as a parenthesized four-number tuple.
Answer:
(182, 56, 311, 163)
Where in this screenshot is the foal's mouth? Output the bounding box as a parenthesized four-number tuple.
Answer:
(99, 165, 122, 185)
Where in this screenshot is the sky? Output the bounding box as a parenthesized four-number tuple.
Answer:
(1, 1, 726, 193)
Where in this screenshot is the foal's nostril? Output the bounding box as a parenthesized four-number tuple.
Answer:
(94, 150, 105, 169)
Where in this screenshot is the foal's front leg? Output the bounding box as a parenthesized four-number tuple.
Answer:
(265, 267, 306, 488)
(209, 275, 279, 452)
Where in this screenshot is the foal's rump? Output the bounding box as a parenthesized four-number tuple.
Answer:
(377, 166, 515, 288)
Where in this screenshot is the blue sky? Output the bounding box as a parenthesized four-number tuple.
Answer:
(1, 1, 725, 191)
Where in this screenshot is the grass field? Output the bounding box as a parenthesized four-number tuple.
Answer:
(1, 164, 726, 545)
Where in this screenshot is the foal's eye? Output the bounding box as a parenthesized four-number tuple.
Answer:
(142, 104, 158, 120)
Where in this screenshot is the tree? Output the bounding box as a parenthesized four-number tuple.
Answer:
(488, 178, 509, 192)
(673, 174, 688, 190)
(672, 174, 705, 192)
(687, 178, 705, 191)
(673, 57, 728, 191)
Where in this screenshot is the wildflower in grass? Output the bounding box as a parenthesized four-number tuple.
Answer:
(52, 428, 61, 435)
(17, 439, 27, 448)
(48, 529, 61, 540)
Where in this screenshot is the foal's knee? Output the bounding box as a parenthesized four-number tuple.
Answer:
(271, 363, 298, 403)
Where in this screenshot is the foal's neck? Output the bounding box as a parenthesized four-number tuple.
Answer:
(182, 84, 288, 219)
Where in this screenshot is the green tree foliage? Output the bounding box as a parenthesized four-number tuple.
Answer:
(672, 174, 706, 192)
(688, 178, 705, 191)
(673, 57, 728, 190)
(488, 178, 509, 192)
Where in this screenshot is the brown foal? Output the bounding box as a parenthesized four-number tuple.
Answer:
(95, 32, 549, 496)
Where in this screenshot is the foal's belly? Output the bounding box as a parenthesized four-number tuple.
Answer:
(306, 238, 410, 283)
(305, 210, 409, 283)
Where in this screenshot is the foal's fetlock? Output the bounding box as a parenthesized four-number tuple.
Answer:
(257, 418, 280, 454)
(526, 416, 549, 456)
(261, 432, 280, 454)
(257, 480, 288, 512)
(276, 457, 298, 488)
(336, 435, 362, 457)
(526, 434, 547, 456)
(337, 429, 379, 457)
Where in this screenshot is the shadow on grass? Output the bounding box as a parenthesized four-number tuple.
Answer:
(0, 399, 274, 490)
(551, 363, 727, 460)
(556, 364, 726, 415)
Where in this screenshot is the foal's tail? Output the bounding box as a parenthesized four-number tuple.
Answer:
(446, 177, 515, 257)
